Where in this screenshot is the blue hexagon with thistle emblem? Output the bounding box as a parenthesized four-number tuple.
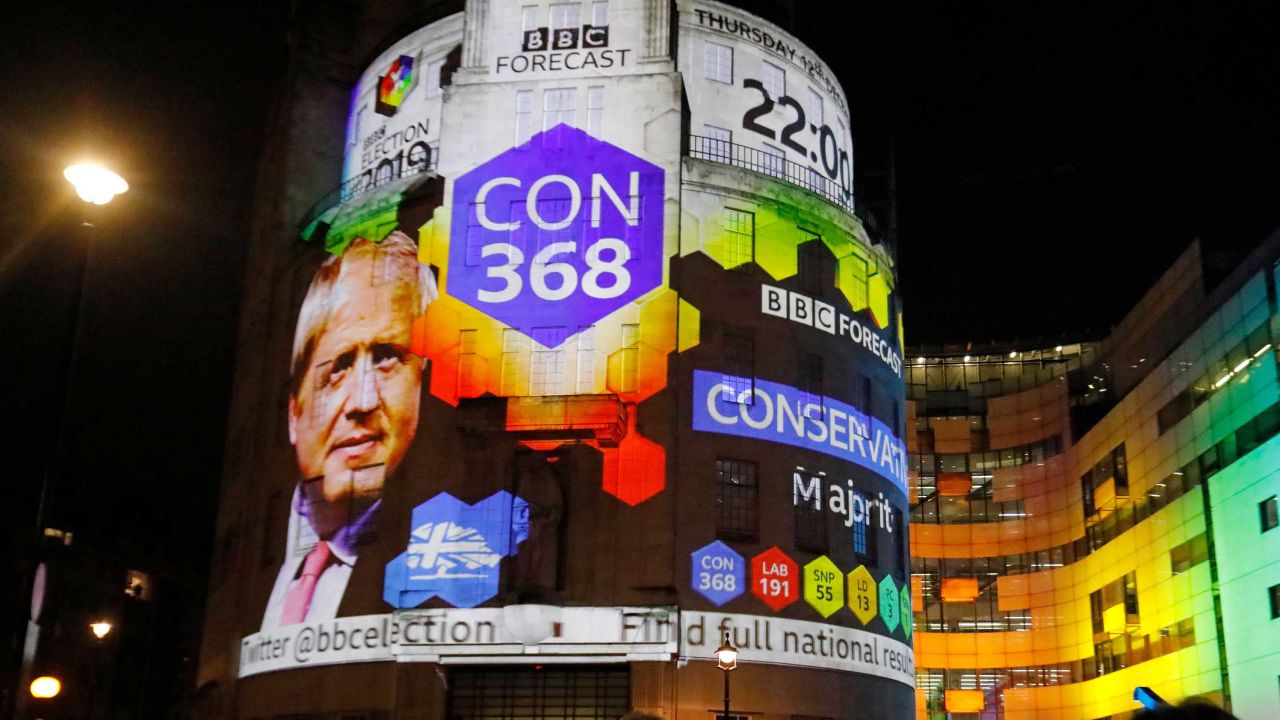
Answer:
(447, 124, 665, 346)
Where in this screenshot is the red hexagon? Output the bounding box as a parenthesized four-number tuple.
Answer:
(751, 546, 799, 611)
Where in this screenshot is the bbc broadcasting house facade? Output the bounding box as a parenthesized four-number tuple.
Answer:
(195, 2, 914, 720)
(907, 238, 1280, 720)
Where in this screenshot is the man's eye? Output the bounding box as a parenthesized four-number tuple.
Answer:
(326, 351, 357, 385)
(371, 344, 405, 370)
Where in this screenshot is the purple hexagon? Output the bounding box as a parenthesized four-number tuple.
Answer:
(448, 124, 665, 347)
(691, 540, 745, 606)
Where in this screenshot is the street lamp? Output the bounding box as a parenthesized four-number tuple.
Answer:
(63, 163, 129, 206)
(89, 621, 113, 640)
(715, 632, 739, 720)
(9, 162, 129, 720)
(30, 676, 61, 699)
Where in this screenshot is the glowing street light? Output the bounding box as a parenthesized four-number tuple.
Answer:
(715, 635, 739, 670)
(90, 621, 113, 639)
(716, 633, 738, 720)
(63, 163, 128, 205)
(30, 676, 61, 699)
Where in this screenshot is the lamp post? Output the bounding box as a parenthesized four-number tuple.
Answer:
(36, 162, 128, 531)
(10, 163, 127, 720)
(716, 632, 739, 720)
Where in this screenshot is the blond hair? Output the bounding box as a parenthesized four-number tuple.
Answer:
(289, 232, 437, 397)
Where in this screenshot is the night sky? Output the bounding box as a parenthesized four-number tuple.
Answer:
(1, 0, 1278, 591)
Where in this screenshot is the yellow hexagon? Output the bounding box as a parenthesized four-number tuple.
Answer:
(846, 564, 878, 626)
(803, 555, 844, 619)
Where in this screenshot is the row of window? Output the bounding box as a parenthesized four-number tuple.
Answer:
(913, 433, 1062, 472)
(904, 348, 1095, 402)
(514, 85, 606, 145)
(916, 616, 1198, 695)
(912, 559, 1030, 633)
(1156, 322, 1271, 435)
(521, 1, 610, 34)
(460, 324, 632, 397)
(703, 39, 826, 128)
(911, 401, 1280, 577)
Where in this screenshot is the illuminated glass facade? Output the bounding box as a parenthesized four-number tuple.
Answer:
(907, 240, 1280, 720)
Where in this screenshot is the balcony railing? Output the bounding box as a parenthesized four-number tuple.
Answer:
(298, 141, 439, 236)
(687, 134, 856, 214)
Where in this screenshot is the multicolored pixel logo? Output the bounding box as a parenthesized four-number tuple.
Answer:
(383, 491, 529, 609)
(446, 124, 665, 347)
(376, 55, 415, 116)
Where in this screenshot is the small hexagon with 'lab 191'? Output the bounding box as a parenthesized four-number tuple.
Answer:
(751, 546, 799, 611)
(447, 125, 665, 345)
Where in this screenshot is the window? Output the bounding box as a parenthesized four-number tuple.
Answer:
(619, 323, 639, 393)
(1111, 444, 1129, 495)
(514, 89, 533, 146)
(703, 124, 732, 163)
(806, 86, 823, 127)
(521, 5, 539, 31)
(798, 236, 829, 295)
(1270, 583, 1280, 620)
(1170, 533, 1209, 574)
(852, 515, 878, 562)
(1081, 472, 1095, 516)
(501, 328, 531, 396)
(587, 85, 604, 137)
(762, 60, 785, 100)
(591, 1, 608, 26)
(450, 666, 629, 720)
(716, 458, 758, 540)
(799, 352, 823, 419)
(458, 328, 482, 396)
(704, 41, 733, 84)
(530, 327, 567, 395)
(543, 88, 577, 130)
(549, 2, 580, 29)
(722, 333, 754, 404)
(722, 208, 754, 268)
(426, 58, 444, 97)
(1261, 496, 1278, 532)
(795, 486, 827, 552)
(1157, 390, 1196, 435)
(1123, 571, 1139, 619)
(575, 326, 596, 393)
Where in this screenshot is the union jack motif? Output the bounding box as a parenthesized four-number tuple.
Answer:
(406, 521, 503, 579)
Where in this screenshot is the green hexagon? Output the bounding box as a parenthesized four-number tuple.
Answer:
(803, 555, 844, 618)
(899, 583, 912, 639)
(878, 575, 900, 633)
(846, 565, 877, 625)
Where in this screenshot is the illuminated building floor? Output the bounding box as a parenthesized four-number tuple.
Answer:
(907, 239, 1280, 720)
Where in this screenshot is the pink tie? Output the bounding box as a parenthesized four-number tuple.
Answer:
(281, 541, 332, 625)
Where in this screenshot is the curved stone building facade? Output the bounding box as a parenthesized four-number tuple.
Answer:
(908, 240, 1280, 720)
(196, 2, 912, 719)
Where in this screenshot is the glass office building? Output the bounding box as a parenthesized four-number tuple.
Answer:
(907, 239, 1280, 720)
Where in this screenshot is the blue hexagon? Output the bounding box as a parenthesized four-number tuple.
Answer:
(383, 491, 528, 609)
(447, 124, 665, 347)
(691, 540, 745, 606)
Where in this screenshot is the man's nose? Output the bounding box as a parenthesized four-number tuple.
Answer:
(342, 353, 380, 417)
